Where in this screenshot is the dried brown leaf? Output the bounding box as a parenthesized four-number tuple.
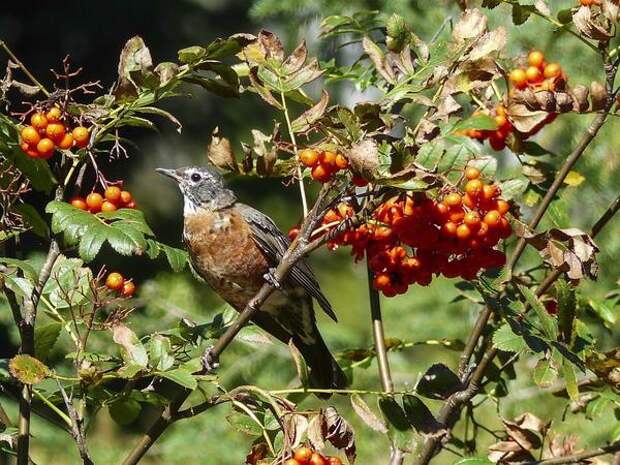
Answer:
(283, 40, 308, 74)
(453, 9, 488, 42)
(508, 103, 549, 133)
(573, 6, 614, 41)
(258, 30, 284, 61)
(322, 407, 356, 464)
(208, 127, 238, 172)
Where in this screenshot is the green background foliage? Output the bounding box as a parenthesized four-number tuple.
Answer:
(0, 0, 619, 464)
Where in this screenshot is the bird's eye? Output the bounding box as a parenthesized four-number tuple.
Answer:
(190, 173, 202, 182)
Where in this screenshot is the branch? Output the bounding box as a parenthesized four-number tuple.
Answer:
(522, 441, 620, 465)
(57, 380, 94, 465)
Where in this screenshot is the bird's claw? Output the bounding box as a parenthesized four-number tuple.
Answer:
(263, 267, 281, 289)
(201, 346, 220, 373)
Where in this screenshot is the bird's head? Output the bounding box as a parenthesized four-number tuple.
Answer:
(156, 165, 236, 214)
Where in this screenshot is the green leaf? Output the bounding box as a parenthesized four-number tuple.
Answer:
(0, 258, 38, 281)
(42, 256, 94, 309)
(78, 228, 107, 262)
(493, 323, 527, 353)
(109, 398, 142, 425)
(533, 358, 557, 387)
(14, 204, 49, 238)
(178, 45, 206, 64)
(159, 369, 197, 390)
(402, 395, 439, 434)
(378, 397, 413, 451)
(416, 364, 461, 400)
(562, 359, 579, 401)
(451, 114, 497, 132)
(519, 285, 558, 340)
(499, 177, 529, 201)
(226, 412, 263, 436)
(147, 335, 175, 371)
(556, 280, 576, 344)
(34, 323, 62, 360)
(145, 240, 188, 271)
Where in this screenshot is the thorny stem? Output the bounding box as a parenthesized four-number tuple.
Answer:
(279, 86, 309, 217)
(413, 49, 619, 465)
(0, 41, 51, 98)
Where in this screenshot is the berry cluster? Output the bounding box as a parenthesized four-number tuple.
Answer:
(70, 186, 135, 213)
(580, 0, 600, 5)
(463, 105, 513, 151)
(20, 107, 89, 159)
(282, 446, 343, 465)
(298, 148, 366, 185)
(105, 272, 136, 297)
(322, 167, 511, 296)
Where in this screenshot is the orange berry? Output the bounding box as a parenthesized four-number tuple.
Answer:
(309, 453, 327, 465)
(21, 141, 39, 158)
(509, 69, 527, 89)
(294, 447, 313, 463)
(477, 221, 489, 238)
(444, 192, 462, 208)
(481, 184, 498, 201)
(448, 208, 465, 223)
(496, 199, 510, 215)
(36, 138, 55, 159)
(528, 50, 545, 68)
(86, 193, 103, 213)
(57, 133, 74, 150)
(72, 126, 90, 148)
(299, 149, 319, 167)
(21, 126, 41, 145)
(463, 193, 476, 209)
(70, 197, 87, 210)
(320, 151, 337, 169)
(30, 112, 48, 130)
(495, 114, 508, 128)
(311, 164, 331, 183)
(441, 221, 458, 237)
(464, 211, 481, 228)
(327, 458, 343, 465)
(120, 190, 133, 204)
(46, 107, 62, 123)
(465, 179, 483, 197)
(335, 153, 349, 169)
(456, 223, 472, 241)
(465, 167, 480, 180)
(285, 460, 301, 465)
(484, 210, 501, 228)
(496, 105, 507, 117)
(125, 200, 136, 209)
(374, 273, 391, 290)
(525, 66, 543, 83)
(45, 123, 66, 143)
(104, 186, 122, 203)
(543, 63, 562, 79)
(105, 272, 124, 291)
(101, 200, 117, 212)
(121, 280, 136, 297)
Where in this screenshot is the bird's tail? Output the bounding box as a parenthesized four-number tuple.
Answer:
(295, 334, 348, 397)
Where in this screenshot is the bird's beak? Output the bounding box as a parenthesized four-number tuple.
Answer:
(156, 168, 181, 182)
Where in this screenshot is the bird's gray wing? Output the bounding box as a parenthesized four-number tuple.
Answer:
(237, 203, 337, 322)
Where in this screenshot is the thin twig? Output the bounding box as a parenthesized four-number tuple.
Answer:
(522, 441, 620, 465)
(56, 380, 94, 465)
(0, 41, 50, 97)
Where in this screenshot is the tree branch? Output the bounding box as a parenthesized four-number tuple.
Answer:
(57, 380, 94, 465)
(522, 441, 620, 465)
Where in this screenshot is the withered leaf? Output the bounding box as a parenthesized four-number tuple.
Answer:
(468, 27, 507, 61)
(350, 394, 388, 433)
(208, 127, 238, 172)
(154, 62, 179, 86)
(507, 103, 549, 133)
(362, 37, 395, 84)
(453, 9, 488, 42)
(573, 6, 614, 41)
(590, 81, 608, 111)
(257, 30, 284, 62)
(245, 442, 268, 465)
(115, 36, 154, 101)
(283, 40, 308, 74)
(322, 407, 356, 464)
(307, 414, 325, 451)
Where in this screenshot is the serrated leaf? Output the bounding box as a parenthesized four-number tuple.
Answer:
(34, 322, 62, 360)
(158, 368, 197, 390)
(493, 323, 527, 353)
(533, 358, 557, 387)
(402, 395, 441, 434)
(9, 354, 49, 384)
(520, 285, 558, 340)
(378, 397, 413, 451)
(351, 394, 387, 433)
(416, 363, 462, 400)
(148, 335, 175, 371)
(78, 227, 107, 262)
(562, 359, 579, 401)
(499, 177, 529, 201)
(452, 114, 497, 132)
(226, 412, 263, 436)
(178, 45, 206, 64)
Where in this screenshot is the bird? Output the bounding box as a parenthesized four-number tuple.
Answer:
(156, 165, 347, 391)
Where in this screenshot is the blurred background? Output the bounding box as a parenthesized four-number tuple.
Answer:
(1, 0, 618, 464)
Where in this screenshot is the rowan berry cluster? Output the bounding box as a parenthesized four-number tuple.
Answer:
(105, 272, 136, 297)
(70, 186, 136, 213)
(20, 107, 90, 159)
(298, 148, 367, 185)
(281, 446, 343, 465)
(463, 104, 513, 151)
(322, 167, 512, 296)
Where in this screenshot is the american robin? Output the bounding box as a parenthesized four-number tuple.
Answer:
(157, 165, 347, 390)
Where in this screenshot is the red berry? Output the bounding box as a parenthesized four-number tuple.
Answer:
(105, 272, 124, 291)
(70, 197, 87, 210)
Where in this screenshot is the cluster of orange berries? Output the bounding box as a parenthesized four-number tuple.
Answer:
(321, 167, 511, 296)
(298, 148, 367, 185)
(579, 0, 600, 5)
(20, 107, 90, 159)
(105, 272, 136, 297)
(463, 104, 513, 151)
(509, 50, 566, 93)
(70, 186, 136, 213)
(281, 446, 343, 465)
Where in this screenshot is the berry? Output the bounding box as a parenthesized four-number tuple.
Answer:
(86, 193, 104, 213)
(70, 197, 87, 210)
(125, 200, 136, 209)
(464, 211, 481, 228)
(444, 193, 462, 208)
(30, 112, 48, 130)
(489, 135, 506, 151)
(496, 199, 510, 215)
(285, 460, 301, 465)
(509, 69, 527, 88)
(335, 153, 349, 169)
(72, 126, 90, 148)
(288, 227, 300, 241)
(481, 184, 498, 201)
(45, 123, 66, 143)
(46, 107, 62, 123)
(328, 458, 343, 465)
(105, 272, 124, 291)
(525, 66, 542, 83)
(545, 300, 558, 314)
(528, 50, 545, 68)
(58, 133, 74, 150)
(120, 190, 132, 204)
(456, 224, 472, 240)
(352, 176, 368, 187)
(294, 447, 313, 463)
(101, 201, 117, 212)
(495, 114, 508, 128)
(36, 138, 55, 159)
(465, 179, 483, 197)
(374, 273, 391, 290)
(121, 281, 136, 297)
(299, 149, 319, 167)
(21, 126, 41, 146)
(483, 210, 501, 228)
(105, 186, 122, 203)
(465, 167, 480, 180)
(311, 164, 331, 183)
(543, 63, 562, 79)
(309, 453, 327, 465)
(441, 221, 458, 237)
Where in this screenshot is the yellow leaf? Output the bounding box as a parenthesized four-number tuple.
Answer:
(564, 170, 585, 187)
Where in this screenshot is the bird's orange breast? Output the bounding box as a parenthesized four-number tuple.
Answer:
(184, 206, 269, 309)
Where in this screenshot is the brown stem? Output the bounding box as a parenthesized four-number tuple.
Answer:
(57, 381, 94, 465)
(522, 441, 620, 465)
(0, 41, 50, 97)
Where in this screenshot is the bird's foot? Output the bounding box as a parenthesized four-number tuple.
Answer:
(263, 267, 281, 289)
(201, 346, 220, 373)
